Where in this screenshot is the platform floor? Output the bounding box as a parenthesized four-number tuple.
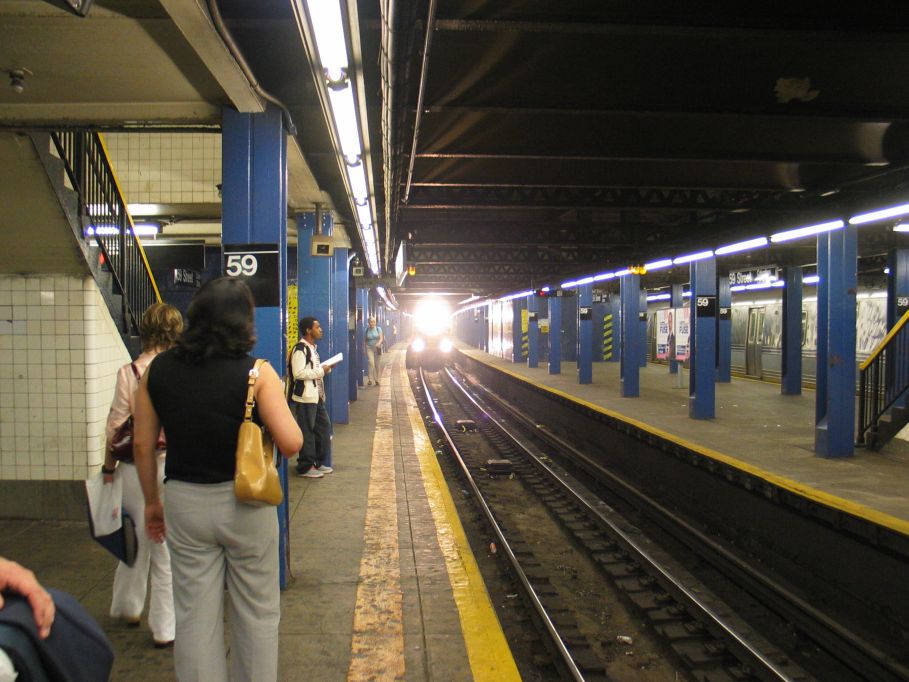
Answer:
(0, 349, 519, 681)
(460, 347, 909, 533)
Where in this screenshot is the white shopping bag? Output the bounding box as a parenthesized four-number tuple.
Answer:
(85, 472, 124, 537)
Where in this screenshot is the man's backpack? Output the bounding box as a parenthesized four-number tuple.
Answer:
(286, 341, 313, 401)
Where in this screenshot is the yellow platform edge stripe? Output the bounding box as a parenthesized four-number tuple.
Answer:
(401, 362, 522, 681)
(461, 350, 909, 538)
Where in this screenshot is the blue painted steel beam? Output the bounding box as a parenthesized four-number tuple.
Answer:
(781, 266, 803, 395)
(620, 274, 641, 397)
(356, 288, 368, 386)
(815, 225, 857, 457)
(638, 288, 648, 367)
(607, 297, 621, 364)
(549, 296, 562, 374)
(689, 258, 717, 419)
(563, 295, 578, 362)
(527, 294, 539, 368)
(815, 238, 829, 425)
(512, 299, 524, 363)
(887, 250, 909, 409)
(717, 276, 731, 382)
(669, 284, 683, 374)
(221, 106, 290, 588)
(331, 247, 349, 424)
(578, 284, 593, 383)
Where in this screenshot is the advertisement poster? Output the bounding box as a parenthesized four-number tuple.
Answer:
(656, 309, 671, 359)
(674, 307, 690, 361)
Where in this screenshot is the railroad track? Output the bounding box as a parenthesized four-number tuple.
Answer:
(414, 363, 907, 681)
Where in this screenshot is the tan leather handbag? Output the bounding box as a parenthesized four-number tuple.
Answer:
(234, 359, 283, 507)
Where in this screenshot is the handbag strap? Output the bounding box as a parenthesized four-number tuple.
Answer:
(243, 359, 267, 422)
(129, 362, 140, 380)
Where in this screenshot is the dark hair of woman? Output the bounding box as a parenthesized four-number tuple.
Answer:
(140, 302, 184, 352)
(174, 277, 257, 363)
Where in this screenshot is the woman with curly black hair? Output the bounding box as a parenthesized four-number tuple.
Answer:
(132, 277, 302, 682)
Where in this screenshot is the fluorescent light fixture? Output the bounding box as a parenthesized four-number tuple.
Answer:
(803, 275, 820, 284)
(714, 237, 769, 255)
(884, 267, 891, 274)
(561, 280, 578, 289)
(643, 259, 673, 271)
(303, 0, 349, 81)
(849, 203, 909, 225)
(614, 268, 631, 277)
(576, 276, 594, 286)
(85, 223, 158, 237)
(356, 203, 372, 231)
(500, 289, 534, 301)
(593, 272, 615, 281)
(770, 219, 844, 243)
(744, 281, 780, 291)
(541, 286, 550, 292)
(730, 284, 747, 292)
(327, 85, 362, 161)
(346, 164, 368, 202)
(126, 203, 164, 216)
(893, 223, 909, 233)
(646, 293, 671, 301)
(682, 291, 692, 298)
(673, 250, 714, 265)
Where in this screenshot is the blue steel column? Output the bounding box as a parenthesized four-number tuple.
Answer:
(222, 106, 290, 587)
(592, 299, 606, 362)
(815, 239, 829, 426)
(511, 299, 524, 363)
(607, 296, 621, 364)
(815, 225, 857, 457)
(355, 288, 368, 386)
(717, 276, 731, 382)
(781, 267, 803, 395)
(887, 250, 909, 409)
(563, 296, 578, 362)
(620, 274, 641, 397)
(549, 296, 562, 374)
(330, 246, 349, 424)
(578, 284, 593, 384)
(689, 258, 717, 419)
(669, 284, 683, 374)
(639, 289, 648, 367)
(527, 294, 539, 368)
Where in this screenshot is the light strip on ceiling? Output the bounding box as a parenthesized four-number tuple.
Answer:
(849, 203, 909, 225)
(298, 0, 380, 275)
(643, 259, 673, 271)
(770, 220, 844, 243)
(673, 250, 714, 265)
(714, 237, 769, 255)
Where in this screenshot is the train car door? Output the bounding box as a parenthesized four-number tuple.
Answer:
(745, 307, 764, 377)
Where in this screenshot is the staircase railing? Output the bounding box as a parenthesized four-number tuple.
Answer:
(49, 131, 161, 334)
(857, 309, 909, 445)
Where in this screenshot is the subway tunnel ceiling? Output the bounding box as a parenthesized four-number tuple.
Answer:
(349, 0, 909, 306)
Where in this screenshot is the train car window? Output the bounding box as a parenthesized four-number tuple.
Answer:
(801, 311, 808, 347)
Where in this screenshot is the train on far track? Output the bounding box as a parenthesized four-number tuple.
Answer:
(406, 298, 455, 371)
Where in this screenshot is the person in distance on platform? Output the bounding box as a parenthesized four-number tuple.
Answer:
(102, 302, 182, 648)
(289, 316, 334, 478)
(364, 316, 384, 386)
(133, 277, 302, 682)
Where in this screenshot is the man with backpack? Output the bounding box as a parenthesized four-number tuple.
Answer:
(288, 317, 333, 478)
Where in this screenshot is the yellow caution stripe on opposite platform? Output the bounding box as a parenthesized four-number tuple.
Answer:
(462, 351, 909, 539)
(402, 362, 522, 681)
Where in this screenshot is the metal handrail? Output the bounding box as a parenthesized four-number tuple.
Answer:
(50, 131, 161, 335)
(857, 309, 909, 445)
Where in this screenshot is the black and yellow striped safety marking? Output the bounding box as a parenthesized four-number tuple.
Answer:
(602, 314, 613, 359)
(521, 332, 529, 358)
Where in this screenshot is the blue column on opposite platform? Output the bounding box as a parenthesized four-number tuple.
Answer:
(689, 258, 717, 419)
(355, 288, 368, 386)
(222, 106, 289, 587)
(638, 289, 648, 367)
(815, 238, 829, 425)
(669, 284, 684, 374)
(562, 295, 578, 362)
(592, 300, 606, 362)
(620, 274, 641, 397)
(512, 299, 524, 363)
(717, 276, 731, 382)
(887, 249, 909, 409)
(527, 294, 539, 368)
(548, 296, 562, 374)
(607, 297, 621, 363)
(815, 226, 857, 458)
(578, 284, 593, 384)
(781, 266, 803, 395)
(330, 247, 349, 425)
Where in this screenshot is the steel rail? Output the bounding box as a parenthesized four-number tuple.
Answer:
(457, 366, 909, 682)
(444, 367, 798, 682)
(418, 368, 586, 682)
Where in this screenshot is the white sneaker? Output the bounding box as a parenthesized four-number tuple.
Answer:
(316, 465, 333, 474)
(298, 468, 324, 479)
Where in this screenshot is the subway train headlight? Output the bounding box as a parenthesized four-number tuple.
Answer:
(439, 338, 453, 353)
(411, 337, 426, 353)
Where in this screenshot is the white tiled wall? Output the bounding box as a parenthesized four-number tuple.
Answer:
(104, 132, 221, 204)
(0, 275, 131, 481)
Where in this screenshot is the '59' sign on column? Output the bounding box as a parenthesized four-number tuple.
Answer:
(222, 243, 279, 307)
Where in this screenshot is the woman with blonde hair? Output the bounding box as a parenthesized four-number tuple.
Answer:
(102, 302, 183, 648)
